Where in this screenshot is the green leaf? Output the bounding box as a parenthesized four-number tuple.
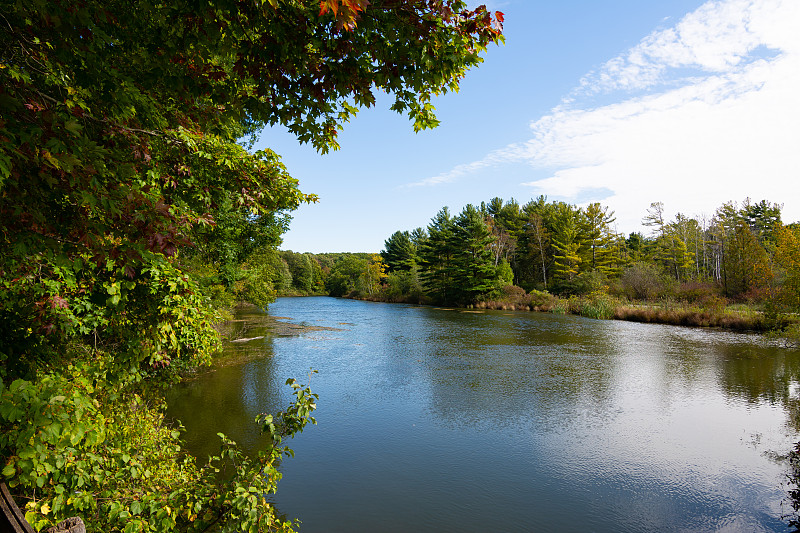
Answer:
(130, 500, 143, 515)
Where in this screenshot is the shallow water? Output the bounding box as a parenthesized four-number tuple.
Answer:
(166, 297, 800, 532)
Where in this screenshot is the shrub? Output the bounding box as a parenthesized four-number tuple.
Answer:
(383, 269, 425, 303)
(528, 289, 557, 311)
(620, 262, 665, 300)
(675, 281, 719, 303)
(698, 294, 727, 315)
(576, 292, 619, 320)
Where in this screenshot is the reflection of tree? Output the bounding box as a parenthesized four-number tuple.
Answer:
(165, 307, 283, 459)
(712, 341, 800, 529)
(715, 344, 800, 431)
(419, 311, 625, 428)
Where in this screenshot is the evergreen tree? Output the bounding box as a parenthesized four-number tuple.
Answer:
(418, 208, 457, 303)
(550, 202, 582, 285)
(579, 202, 617, 274)
(742, 199, 782, 248)
(515, 196, 552, 289)
(451, 204, 497, 302)
(382, 231, 418, 272)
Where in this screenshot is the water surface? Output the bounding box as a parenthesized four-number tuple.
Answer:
(166, 297, 800, 532)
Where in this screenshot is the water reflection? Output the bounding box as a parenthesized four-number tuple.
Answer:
(166, 297, 800, 532)
(165, 309, 286, 460)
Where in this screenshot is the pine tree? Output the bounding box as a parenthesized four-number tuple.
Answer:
(418, 208, 457, 303)
(579, 202, 617, 274)
(382, 231, 418, 272)
(550, 202, 582, 284)
(451, 204, 498, 302)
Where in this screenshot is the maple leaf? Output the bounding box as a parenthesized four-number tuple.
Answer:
(320, 0, 369, 31)
(492, 10, 504, 33)
(50, 295, 69, 309)
(319, 0, 338, 17)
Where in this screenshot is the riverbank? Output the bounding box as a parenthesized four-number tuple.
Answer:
(474, 291, 770, 332)
(344, 287, 799, 339)
(215, 302, 339, 340)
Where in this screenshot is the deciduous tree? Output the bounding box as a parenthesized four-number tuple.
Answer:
(0, 0, 503, 529)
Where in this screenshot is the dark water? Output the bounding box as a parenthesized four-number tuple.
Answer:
(166, 297, 800, 532)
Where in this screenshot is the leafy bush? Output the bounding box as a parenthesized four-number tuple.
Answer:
(620, 262, 666, 300)
(0, 357, 317, 533)
(528, 289, 557, 311)
(383, 269, 425, 303)
(552, 270, 608, 296)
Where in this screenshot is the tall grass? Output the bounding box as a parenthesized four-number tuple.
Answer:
(576, 293, 619, 320)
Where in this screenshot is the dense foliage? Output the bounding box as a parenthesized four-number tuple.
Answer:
(301, 197, 800, 332)
(0, 0, 503, 530)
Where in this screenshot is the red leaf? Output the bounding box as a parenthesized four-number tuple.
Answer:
(319, 0, 338, 16)
(50, 295, 69, 309)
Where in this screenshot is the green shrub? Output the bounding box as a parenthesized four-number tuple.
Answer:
(577, 292, 618, 320)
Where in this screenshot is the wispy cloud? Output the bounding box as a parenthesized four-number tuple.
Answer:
(403, 150, 515, 187)
(412, 0, 800, 228)
(574, 0, 782, 97)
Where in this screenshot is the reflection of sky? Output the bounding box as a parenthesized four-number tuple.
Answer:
(169, 297, 800, 532)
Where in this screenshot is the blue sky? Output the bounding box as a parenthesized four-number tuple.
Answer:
(256, 0, 800, 253)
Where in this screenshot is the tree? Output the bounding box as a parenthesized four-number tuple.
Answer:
(773, 224, 800, 310)
(515, 196, 552, 289)
(0, 0, 503, 530)
(742, 198, 782, 248)
(283, 251, 316, 294)
(722, 221, 771, 297)
(643, 202, 667, 238)
(483, 197, 521, 269)
(419, 208, 457, 303)
(382, 231, 418, 272)
(524, 211, 550, 288)
(451, 204, 497, 303)
(1, 0, 502, 371)
(363, 254, 388, 296)
(550, 202, 582, 286)
(710, 201, 772, 297)
(579, 202, 616, 274)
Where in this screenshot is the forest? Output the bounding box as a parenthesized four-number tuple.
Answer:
(0, 0, 503, 531)
(270, 196, 800, 337)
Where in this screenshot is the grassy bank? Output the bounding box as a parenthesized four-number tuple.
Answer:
(470, 287, 798, 334)
(333, 280, 798, 341)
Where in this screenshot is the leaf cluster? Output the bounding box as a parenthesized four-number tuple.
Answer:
(1, 356, 318, 532)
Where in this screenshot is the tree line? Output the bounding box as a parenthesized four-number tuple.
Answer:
(296, 196, 800, 317)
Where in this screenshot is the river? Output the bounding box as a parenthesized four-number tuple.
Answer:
(165, 296, 800, 532)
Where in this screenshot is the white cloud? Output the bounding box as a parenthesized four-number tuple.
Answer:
(574, 0, 790, 96)
(416, 0, 800, 229)
(403, 149, 519, 188)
